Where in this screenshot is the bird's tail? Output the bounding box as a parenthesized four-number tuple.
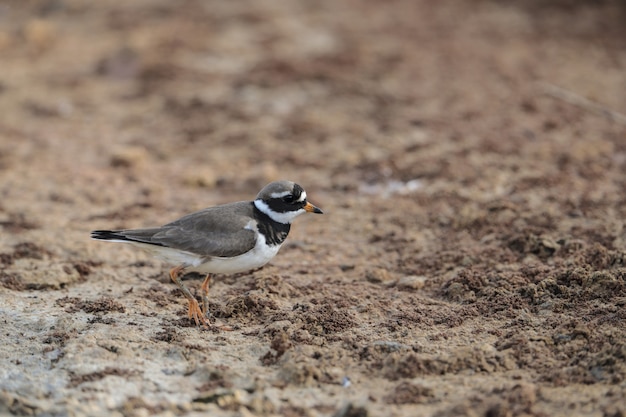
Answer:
(91, 230, 130, 241)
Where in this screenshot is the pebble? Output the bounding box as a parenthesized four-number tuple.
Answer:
(109, 146, 149, 168)
(365, 267, 395, 285)
(396, 275, 427, 290)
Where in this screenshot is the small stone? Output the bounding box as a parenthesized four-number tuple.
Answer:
(396, 275, 427, 291)
(365, 268, 395, 285)
(110, 146, 149, 168)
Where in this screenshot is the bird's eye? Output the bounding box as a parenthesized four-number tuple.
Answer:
(282, 195, 295, 203)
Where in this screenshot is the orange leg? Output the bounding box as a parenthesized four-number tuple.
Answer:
(169, 266, 208, 328)
(201, 274, 211, 318)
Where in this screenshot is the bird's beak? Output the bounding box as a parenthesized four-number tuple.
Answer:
(304, 202, 323, 214)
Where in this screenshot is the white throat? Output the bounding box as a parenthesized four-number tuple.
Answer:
(254, 199, 305, 224)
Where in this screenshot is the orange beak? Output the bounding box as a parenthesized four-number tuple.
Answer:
(304, 202, 323, 214)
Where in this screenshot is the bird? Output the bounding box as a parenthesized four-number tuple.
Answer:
(91, 180, 323, 328)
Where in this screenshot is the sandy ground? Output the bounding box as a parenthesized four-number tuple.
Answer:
(1, 0, 626, 416)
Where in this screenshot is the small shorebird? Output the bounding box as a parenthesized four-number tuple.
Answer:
(91, 180, 323, 327)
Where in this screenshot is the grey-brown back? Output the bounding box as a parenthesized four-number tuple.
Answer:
(104, 201, 259, 258)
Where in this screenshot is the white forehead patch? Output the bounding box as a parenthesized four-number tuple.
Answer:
(297, 191, 307, 202)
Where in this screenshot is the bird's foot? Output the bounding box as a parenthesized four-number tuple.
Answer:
(188, 298, 233, 331)
(187, 298, 209, 328)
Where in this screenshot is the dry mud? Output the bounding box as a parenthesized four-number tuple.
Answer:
(1, 1, 626, 416)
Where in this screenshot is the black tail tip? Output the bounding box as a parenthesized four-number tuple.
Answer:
(91, 230, 121, 240)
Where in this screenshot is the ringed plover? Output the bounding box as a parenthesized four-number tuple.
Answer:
(91, 180, 323, 327)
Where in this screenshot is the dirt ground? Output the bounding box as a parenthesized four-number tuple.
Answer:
(1, 0, 626, 416)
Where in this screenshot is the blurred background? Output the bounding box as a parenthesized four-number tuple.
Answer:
(0, 0, 624, 219)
